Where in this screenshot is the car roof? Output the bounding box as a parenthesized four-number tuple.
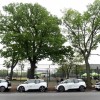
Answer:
(27, 79, 44, 81)
(67, 78, 82, 80)
(0, 79, 6, 81)
(63, 78, 83, 81)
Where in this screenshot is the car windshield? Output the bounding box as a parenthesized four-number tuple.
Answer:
(24, 81, 28, 84)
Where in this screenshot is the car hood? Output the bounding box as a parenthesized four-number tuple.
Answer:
(17, 83, 28, 87)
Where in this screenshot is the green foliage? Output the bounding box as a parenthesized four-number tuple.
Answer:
(0, 70, 8, 77)
(63, 0, 100, 88)
(3, 60, 11, 69)
(0, 3, 65, 61)
(56, 64, 85, 78)
(0, 3, 67, 78)
(63, 0, 100, 53)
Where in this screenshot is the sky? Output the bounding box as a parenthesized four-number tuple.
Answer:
(0, 0, 100, 70)
(0, 0, 95, 17)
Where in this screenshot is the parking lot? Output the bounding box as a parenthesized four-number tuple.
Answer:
(5, 80, 96, 92)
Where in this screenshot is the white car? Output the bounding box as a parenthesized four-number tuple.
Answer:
(0, 79, 11, 92)
(17, 79, 47, 92)
(55, 78, 86, 92)
(95, 82, 100, 91)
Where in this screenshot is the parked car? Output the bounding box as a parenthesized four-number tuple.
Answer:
(94, 81, 100, 91)
(0, 79, 11, 92)
(55, 78, 86, 92)
(17, 79, 47, 92)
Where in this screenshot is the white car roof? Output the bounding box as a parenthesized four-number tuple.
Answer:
(0, 79, 6, 81)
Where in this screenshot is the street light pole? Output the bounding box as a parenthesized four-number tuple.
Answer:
(97, 67, 99, 80)
(48, 65, 50, 82)
(75, 65, 78, 78)
(47, 69, 49, 87)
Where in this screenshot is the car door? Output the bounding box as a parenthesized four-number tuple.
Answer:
(72, 79, 80, 89)
(28, 79, 40, 90)
(26, 80, 36, 90)
(33, 80, 41, 89)
(64, 79, 74, 90)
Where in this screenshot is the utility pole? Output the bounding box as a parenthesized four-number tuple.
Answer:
(97, 67, 99, 80)
(47, 69, 49, 87)
(48, 65, 50, 82)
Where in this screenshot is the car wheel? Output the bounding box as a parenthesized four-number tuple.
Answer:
(39, 86, 46, 92)
(58, 86, 65, 92)
(96, 88, 100, 91)
(18, 86, 25, 92)
(79, 86, 85, 92)
(0, 86, 6, 92)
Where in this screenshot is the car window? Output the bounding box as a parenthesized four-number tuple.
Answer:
(40, 79, 44, 82)
(60, 79, 74, 83)
(78, 79, 84, 82)
(74, 79, 79, 83)
(35, 80, 40, 84)
(27, 80, 35, 83)
(1, 79, 6, 82)
(66, 79, 74, 83)
(62, 80, 67, 83)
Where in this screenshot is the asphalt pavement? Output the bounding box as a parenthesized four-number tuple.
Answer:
(0, 91, 100, 100)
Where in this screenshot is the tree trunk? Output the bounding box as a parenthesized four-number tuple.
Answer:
(75, 65, 78, 78)
(61, 67, 66, 78)
(85, 58, 91, 89)
(29, 61, 36, 79)
(66, 69, 69, 79)
(9, 67, 14, 81)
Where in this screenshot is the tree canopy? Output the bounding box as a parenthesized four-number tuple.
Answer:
(0, 3, 67, 79)
(63, 0, 100, 88)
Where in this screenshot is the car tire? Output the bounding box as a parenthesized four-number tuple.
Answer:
(18, 86, 25, 92)
(79, 86, 85, 92)
(0, 86, 6, 92)
(6, 89, 10, 92)
(39, 86, 46, 92)
(58, 86, 65, 92)
(96, 88, 100, 91)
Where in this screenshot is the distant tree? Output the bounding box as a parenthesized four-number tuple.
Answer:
(56, 52, 83, 79)
(18, 61, 24, 80)
(0, 3, 66, 79)
(0, 70, 8, 78)
(72, 64, 85, 78)
(56, 64, 72, 78)
(63, 0, 100, 88)
(1, 51, 18, 80)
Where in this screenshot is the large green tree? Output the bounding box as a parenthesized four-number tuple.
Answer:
(63, 0, 100, 88)
(0, 3, 66, 79)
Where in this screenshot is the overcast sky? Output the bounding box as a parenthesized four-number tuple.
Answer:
(0, 0, 95, 17)
(0, 0, 99, 69)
